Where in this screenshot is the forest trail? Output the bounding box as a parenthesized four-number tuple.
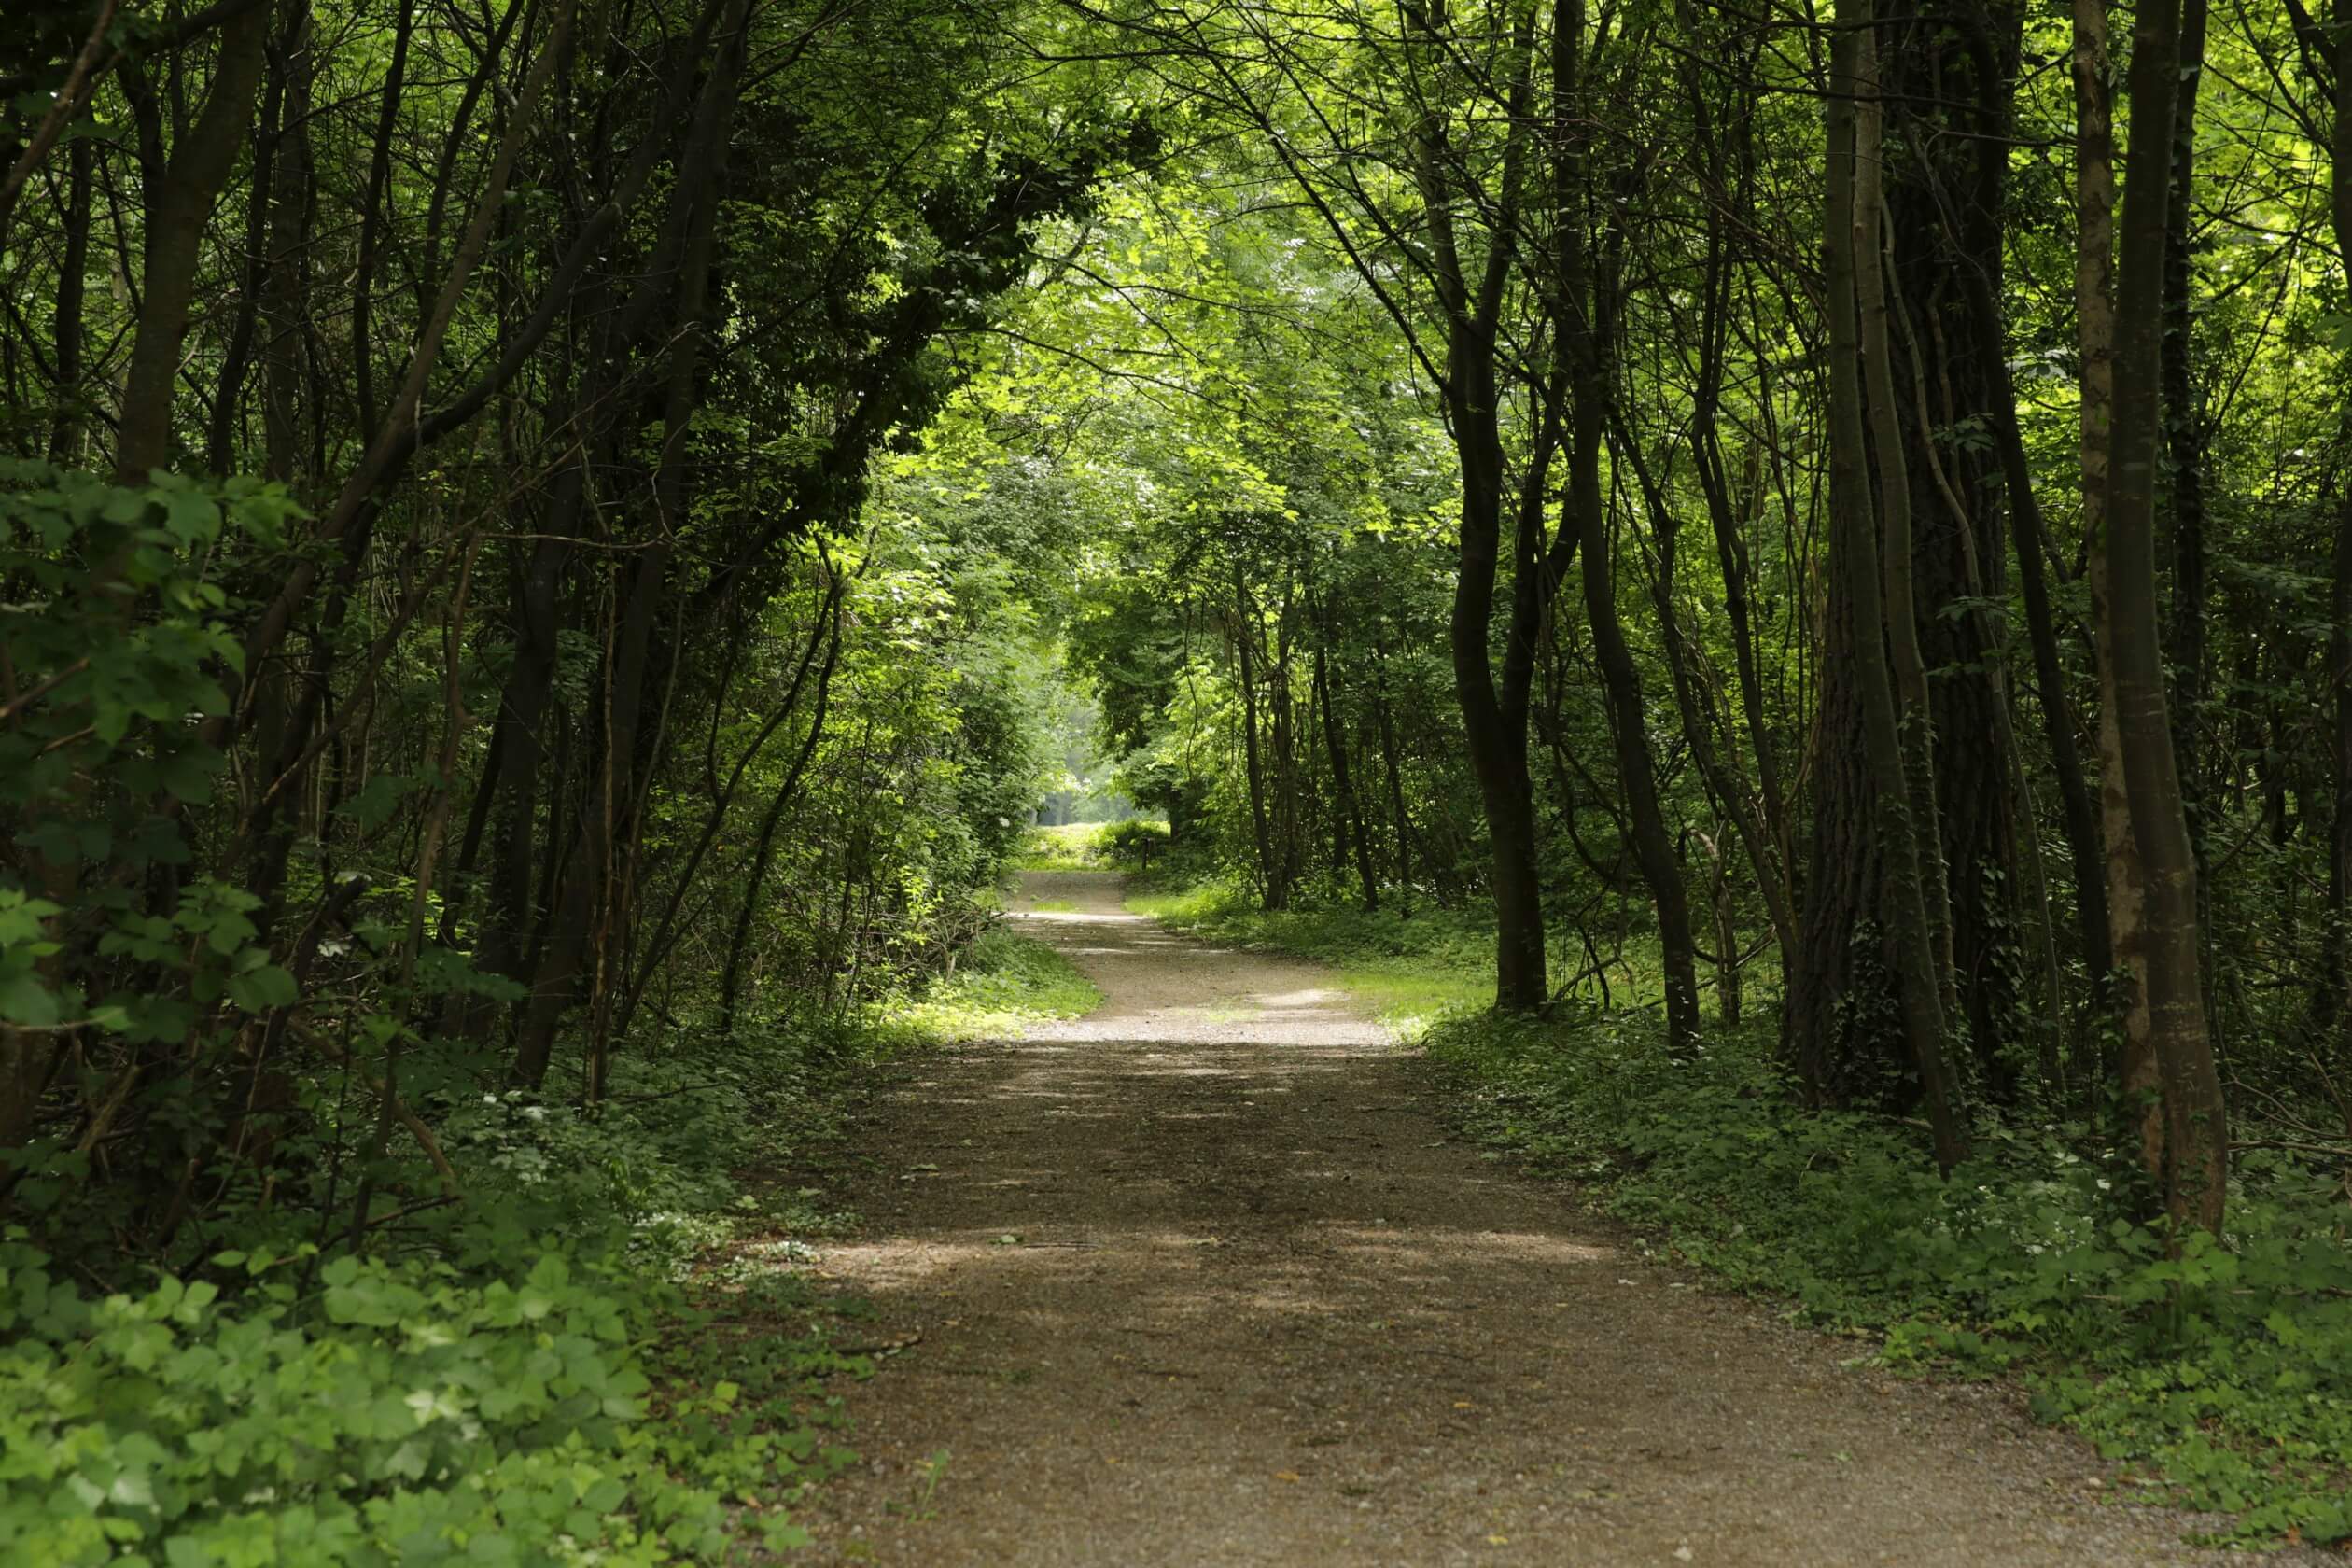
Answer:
(799, 872, 2255, 1566)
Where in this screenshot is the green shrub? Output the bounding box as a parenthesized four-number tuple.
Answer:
(1099, 819, 1169, 871)
(0, 1234, 849, 1566)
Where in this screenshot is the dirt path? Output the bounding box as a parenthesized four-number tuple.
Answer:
(798, 871, 2268, 1566)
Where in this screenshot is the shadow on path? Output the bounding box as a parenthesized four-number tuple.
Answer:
(796, 871, 2260, 1567)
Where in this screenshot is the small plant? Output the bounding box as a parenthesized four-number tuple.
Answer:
(911, 1449, 952, 1519)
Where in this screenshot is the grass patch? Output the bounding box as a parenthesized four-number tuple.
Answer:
(1123, 878, 1491, 1031)
(884, 927, 1101, 1043)
(1005, 819, 1171, 874)
(1006, 822, 1108, 871)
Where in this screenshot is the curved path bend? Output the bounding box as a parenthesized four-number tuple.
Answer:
(798, 870, 2269, 1566)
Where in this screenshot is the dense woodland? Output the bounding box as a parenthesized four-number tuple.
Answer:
(3, 0, 2352, 1558)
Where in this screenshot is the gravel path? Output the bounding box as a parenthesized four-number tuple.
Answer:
(798, 870, 2284, 1566)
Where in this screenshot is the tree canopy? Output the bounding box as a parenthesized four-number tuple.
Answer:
(3, 0, 2351, 1555)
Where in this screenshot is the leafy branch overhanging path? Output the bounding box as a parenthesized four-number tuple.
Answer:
(800, 871, 2259, 1566)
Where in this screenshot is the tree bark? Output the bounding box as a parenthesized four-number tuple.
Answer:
(2103, 0, 2227, 1233)
(1827, 2, 1969, 1171)
(47, 136, 91, 465)
(1313, 628, 1380, 910)
(1855, 45, 1958, 1036)
(114, 6, 270, 479)
(2076, 0, 2159, 1150)
(2312, 1, 2352, 1036)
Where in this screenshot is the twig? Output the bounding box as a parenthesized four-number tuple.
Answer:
(0, 0, 119, 250)
(292, 1025, 461, 1196)
(0, 659, 90, 724)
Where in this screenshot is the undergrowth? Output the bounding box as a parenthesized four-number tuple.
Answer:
(1123, 878, 1503, 1030)
(1, 1033, 864, 1565)
(883, 927, 1101, 1043)
(1129, 875, 2352, 1547)
(0, 921, 1089, 1565)
(1005, 819, 1169, 874)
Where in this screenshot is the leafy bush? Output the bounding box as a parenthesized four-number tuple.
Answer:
(0, 1234, 850, 1566)
(1099, 819, 1169, 870)
(1005, 819, 1171, 875)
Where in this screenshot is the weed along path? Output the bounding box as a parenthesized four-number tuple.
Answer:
(798, 871, 2261, 1566)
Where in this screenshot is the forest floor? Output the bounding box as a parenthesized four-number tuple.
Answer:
(792, 870, 2300, 1566)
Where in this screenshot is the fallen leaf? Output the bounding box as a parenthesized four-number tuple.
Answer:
(1273, 1470, 1300, 1483)
(1487, 1535, 1508, 1546)
(1453, 1401, 1476, 1409)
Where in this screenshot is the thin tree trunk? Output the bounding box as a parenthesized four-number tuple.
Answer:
(2160, 0, 2211, 810)
(2103, 0, 2227, 1233)
(1949, 256, 2112, 997)
(1313, 629, 1379, 910)
(2077, 0, 2158, 1145)
(2315, 4, 2352, 1036)
(1235, 583, 1281, 908)
(1373, 639, 1415, 917)
(1554, 0, 1696, 1042)
(48, 137, 91, 465)
(719, 616, 844, 1030)
(1615, 421, 1798, 972)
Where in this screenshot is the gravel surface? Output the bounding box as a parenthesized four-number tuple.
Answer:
(796, 870, 2298, 1566)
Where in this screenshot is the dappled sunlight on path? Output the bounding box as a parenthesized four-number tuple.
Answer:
(797, 872, 2256, 1567)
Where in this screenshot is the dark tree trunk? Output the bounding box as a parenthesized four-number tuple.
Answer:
(1881, 0, 2027, 1078)
(1572, 413, 1700, 1046)
(1314, 632, 1380, 910)
(1372, 640, 1416, 917)
(47, 136, 91, 464)
(114, 7, 270, 479)
(2315, 3, 2352, 1038)
(2103, 0, 2226, 1233)
(1817, 6, 1969, 1171)
(1235, 585, 1282, 909)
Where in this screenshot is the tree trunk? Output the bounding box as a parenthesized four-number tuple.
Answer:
(2076, 0, 2158, 1149)
(114, 7, 271, 479)
(2316, 2, 2352, 1037)
(1235, 585, 1281, 909)
(1827, 4, 1968, 1172)
(2103, 0, 2226, 1234)
(47, 136, 91, 464)
(1879, 0, 2029, 1080)
(1449, 357, 1550, 1011)
(1314, 632, 1380, 910)
(1855, 57, 1958, 1037)
(1373, 640, 1416, 917)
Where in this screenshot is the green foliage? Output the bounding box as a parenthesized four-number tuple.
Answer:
(1003, 819, 1168, 873)
(0, 465, 302, 1040)
(1424, 1010, 2352, 1544)
(884, 928, 1101, 1044)
(1127, 879, 1492, 1029)
(0, 1233, 844, 1565)
(1005, 823, 1110, 872)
